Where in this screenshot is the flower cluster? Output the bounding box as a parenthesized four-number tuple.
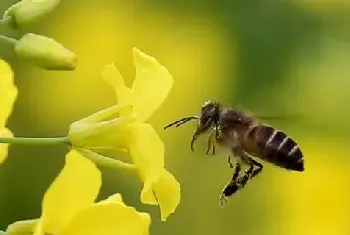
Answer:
(0, 1, 181, 232)
(0, 44, 180, 233)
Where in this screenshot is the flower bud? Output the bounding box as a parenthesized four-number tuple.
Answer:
(15, 33, 77, 70)
(6, 219, 38, 235)
(3, 0, 60, 28)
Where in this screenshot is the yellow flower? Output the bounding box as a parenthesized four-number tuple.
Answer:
(68, 47, 180, 221)
(0, 59, 18, 164)
(6, 150, 150, 235)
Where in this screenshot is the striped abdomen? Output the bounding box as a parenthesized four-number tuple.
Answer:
(246, 125, 304, 171)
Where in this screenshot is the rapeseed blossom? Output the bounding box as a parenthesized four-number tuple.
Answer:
(68, 48, 180, 221)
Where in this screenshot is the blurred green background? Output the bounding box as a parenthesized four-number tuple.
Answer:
(1, 0, 350, 234)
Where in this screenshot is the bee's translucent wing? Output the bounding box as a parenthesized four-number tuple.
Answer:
(257, 114, 304, 121)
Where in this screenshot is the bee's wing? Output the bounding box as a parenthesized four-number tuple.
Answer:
(257, 116, 290, 121)
(256, 114, 309, 128)
(257, 114, 304, 121)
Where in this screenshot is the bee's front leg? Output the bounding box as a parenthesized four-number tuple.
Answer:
(206, 129, 217, 155)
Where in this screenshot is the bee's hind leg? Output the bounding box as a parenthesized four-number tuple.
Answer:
(219, 162, 241, 206)
(237, 153, 264, 189)
(219, 152, 264, 206)
(250, 158, 263, 178)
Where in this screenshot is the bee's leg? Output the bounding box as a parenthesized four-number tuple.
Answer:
(219, 152, 262, 206)
(212, 145, 216, 155)
(231, 162, 241, 181)
(236, 165, 254, 189)
(219, 162, 241, 206)
(206, 131, 214, 154)
(250, 158, 263, 178)
(206, 130, 216, 155)
(237, 154, 264, 189)
(227, 155, 234, 168)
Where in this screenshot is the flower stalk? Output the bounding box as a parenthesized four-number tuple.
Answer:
(0, 136, 137, 171)
(0, 136, 70, 145)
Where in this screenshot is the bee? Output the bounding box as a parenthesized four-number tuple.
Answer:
(164, 100, 304, 205)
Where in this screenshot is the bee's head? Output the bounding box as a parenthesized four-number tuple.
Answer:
(164, 100, 221, 151)
(197, 100, 221, 133)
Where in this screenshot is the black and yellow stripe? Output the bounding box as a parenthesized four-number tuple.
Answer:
(251, 125, 304, 171)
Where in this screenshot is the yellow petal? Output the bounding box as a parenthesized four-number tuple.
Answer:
(102, 48, 173, 122)
(124, 123, 164, 202)
(131, 47, 173, 122)
(141, 169, 181, 221)
(0, 128, 13, 164)
(6, 219, 38, 235)
(37, 149, 101, 235)
(60, 194, 150, 235)
(97, 193, 124, 205)
(0, 59, 18, 127)
(102, 63, 133, 116)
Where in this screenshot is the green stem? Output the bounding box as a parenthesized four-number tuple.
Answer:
(0, 34, 17, 45)
(76, 148, 136, 171)
(0, 136, 70, 145)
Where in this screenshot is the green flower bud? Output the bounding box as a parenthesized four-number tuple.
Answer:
(6, 219, 38, 235)
(3, 0, 59, 28)
(15, 33, 77, 70)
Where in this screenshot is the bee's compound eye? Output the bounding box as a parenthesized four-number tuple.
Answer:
(200, 115, 210, 125)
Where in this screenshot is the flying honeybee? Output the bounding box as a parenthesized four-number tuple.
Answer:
(164, 100, 304, 205)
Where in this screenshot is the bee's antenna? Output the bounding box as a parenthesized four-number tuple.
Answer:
(164, 116, 199, 130)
